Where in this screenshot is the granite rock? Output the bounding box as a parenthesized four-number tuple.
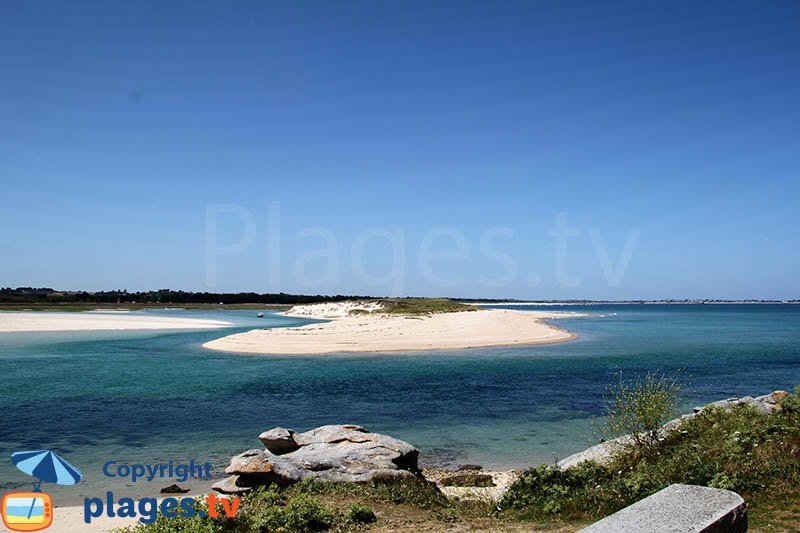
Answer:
(258, 427, 300, 455)
(217, 424, 421, 493)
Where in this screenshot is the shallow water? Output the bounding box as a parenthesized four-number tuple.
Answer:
(0, 304, 798, 504)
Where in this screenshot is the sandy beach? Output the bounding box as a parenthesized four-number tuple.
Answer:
(0, 312, 232, 332)
(48, 492, 227, 533)
(47, 505, 140, 532)
(203, 302, 583, 355)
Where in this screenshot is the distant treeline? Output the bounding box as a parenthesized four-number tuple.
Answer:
(0, 287, 369, 305)
(2, 288, 796, 305)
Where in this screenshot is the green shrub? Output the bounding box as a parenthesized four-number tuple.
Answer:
(779, 385, 800, 413)
(501, 461, 617, 519)
(600, 370, 684, 457)
(119, 486, 340, 533)
(366, 478, 450, 510)
(708, 472, 736, 491)
(347, 503, 377, 524)
(283, 494, 337, 532)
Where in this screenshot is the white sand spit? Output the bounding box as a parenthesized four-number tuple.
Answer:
(0, 312, 232, 332)
(203, 302, 583, 355)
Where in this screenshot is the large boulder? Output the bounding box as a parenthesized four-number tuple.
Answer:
(258, 427, 300, 455)
(214, 424, 421, 494)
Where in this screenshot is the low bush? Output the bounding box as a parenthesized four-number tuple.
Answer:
(599, 370, 685, 458)
(347, 503, 377, 524)
(121, 486, 344, 533)
(121, 477, 450, 533)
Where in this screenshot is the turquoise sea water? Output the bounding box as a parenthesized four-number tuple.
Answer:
(1, 304, 799, 504)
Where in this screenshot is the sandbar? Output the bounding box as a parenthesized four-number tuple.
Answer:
(203, 302, 584, 355)
(0, 312, 232, 332)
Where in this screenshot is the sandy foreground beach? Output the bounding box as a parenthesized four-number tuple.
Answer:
(47, 494, 220, 532)
(203, 302, 584, 355)
(0, 312, 232, 332)
(46, 506, 140, 532)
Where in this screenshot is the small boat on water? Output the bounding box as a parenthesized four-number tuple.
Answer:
(257, 312, 264, 318)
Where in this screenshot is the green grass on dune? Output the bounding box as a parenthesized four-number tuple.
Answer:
(376, 298, 476, 315)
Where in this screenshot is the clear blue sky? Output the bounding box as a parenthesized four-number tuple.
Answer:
(2, 1, 799, 300)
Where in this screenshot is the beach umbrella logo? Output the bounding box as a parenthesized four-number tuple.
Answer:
(2, 450, 83, 532)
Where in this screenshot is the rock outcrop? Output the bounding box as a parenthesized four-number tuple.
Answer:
(693, 390, 788, 416)
(213, 424, 421, 494)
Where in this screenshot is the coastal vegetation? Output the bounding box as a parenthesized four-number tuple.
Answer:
(501, 385, 800, 531)
(120, 478, 458, 533)
(125, 383, 800, 532)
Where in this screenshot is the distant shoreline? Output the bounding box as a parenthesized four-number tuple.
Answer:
(1, 286, 797, 313)
(466, 300, 800, 306)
